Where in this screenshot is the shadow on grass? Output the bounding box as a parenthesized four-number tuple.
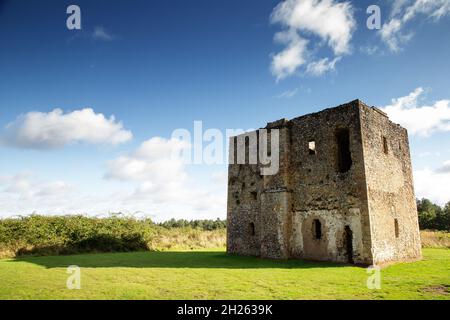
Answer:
(8, 251, 354, 270)
(13, 234, 149, 257)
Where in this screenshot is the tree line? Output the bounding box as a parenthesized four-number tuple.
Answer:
(157, 218, 226, 231)
(417, 198, 450, 231)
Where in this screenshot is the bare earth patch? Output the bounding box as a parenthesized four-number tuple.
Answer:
(420, 285, 450, 295)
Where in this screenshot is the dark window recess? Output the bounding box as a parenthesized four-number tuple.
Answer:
(336, 129, 352, 173)
(344, 226, 354, 264)
(245, 137, 250, 165)
(249, 222, 255, 236)
(383, 136, 389, 154)
(394, 219, 399, 238)
(251, 192, 257, 200)
(313, 219, 322, 240)
(233, 137, 237, 164)
(308, 141, 316, 155)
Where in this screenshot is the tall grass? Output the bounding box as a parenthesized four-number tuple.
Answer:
(149, 227, 225, 251)
(421, 230, 450, 249)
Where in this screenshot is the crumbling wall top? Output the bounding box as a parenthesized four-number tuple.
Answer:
(266, 118, 289, 129)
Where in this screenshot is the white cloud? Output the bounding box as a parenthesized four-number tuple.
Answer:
(435, 160, 450, 174)
(271, 30, 309, 81)
(1, 173, 72, 199)
(0, 172, 74, 214)
(384, 88, 450, 204)
(0, 137, 227, 220)
(211, 170, 228, 185)
(306, 57, 340, 76)
(105, 137, 226, 220)
(0, 170, 227, 221)
(271, 0, 355, 55)
(92, 26, 115, 41)
(3, 108, 132, 149)
(414, 166, 450, 205)
(380, 0, 450, 52)
(35, 181, 73, 198)
(381, 87, 450, 137)
(270, 0, 355, 80)
(105, 137, 189, 183)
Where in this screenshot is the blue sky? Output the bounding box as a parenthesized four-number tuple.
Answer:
(1, 0, 450, 220)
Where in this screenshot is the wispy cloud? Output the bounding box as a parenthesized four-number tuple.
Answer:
(419, 151, 441, 158)
(306, 57, 341, 76)
(270, 0, 355, 80)
(276, 88, 299, 99)
(359, 45, 380, 56)
(92, 26, 115, 41)
(380, 0, 450, 52)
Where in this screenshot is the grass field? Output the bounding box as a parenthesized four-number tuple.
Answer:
(0, 248, 449, 300)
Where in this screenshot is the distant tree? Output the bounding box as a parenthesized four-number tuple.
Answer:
(417, 198, 438, 229)
(439, 202, 450, 231)
(416, 198, 450, 231)
(157, 218, 226, 231)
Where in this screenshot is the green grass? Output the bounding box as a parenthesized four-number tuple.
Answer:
(0, 248, 449, 300)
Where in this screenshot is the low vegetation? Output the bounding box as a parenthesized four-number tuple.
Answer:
(0, 215, 226, 259)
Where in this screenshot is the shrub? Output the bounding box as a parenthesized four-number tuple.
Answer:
(0, 215, 226, 258)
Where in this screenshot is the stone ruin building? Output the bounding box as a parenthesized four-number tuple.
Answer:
(227, 100, 422, 266)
